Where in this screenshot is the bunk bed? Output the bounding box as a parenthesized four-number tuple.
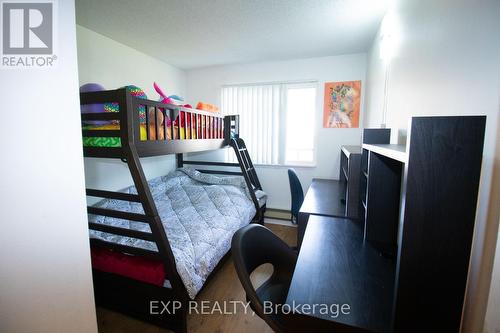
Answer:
(80, 87, 265, 333)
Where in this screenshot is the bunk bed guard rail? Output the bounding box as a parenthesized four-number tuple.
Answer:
(80, 88, 239, 158)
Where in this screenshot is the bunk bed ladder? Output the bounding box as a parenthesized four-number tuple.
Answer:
(230, 138, 265, 223)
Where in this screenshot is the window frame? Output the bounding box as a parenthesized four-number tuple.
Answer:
(221, 80, 318, 168)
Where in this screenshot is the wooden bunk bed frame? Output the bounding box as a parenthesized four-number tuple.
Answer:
(81, 88, 265, 333)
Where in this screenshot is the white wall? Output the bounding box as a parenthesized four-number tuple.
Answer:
(487, 232, 500, 332)
(484, 119, 500, 333)
(76, 25, 187, 194)
(0, 1, 97, 332)
(186, 54, 367, 209)
(364, 1, 500, 332)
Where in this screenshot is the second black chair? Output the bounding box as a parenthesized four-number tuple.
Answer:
(231, 224, 298, 332)
(288, 168, 304, 224)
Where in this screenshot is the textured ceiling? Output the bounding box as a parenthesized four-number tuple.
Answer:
(76, 0, 388, 69)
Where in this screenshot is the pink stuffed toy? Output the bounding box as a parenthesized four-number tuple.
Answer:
(154, 82, 174, 105)
(153, 82, 193, 108)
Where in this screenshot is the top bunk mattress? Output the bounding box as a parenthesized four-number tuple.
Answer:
(88, 168, 257, 298)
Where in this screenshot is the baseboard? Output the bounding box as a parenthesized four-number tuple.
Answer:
(264, 218, 297, 227)
(264, 208, 292, 221)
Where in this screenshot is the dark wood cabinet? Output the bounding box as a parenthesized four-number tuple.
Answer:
(340, 145, 362, 219)
(364, 150, 402, 256)
(361, 144, 405, 257)
(361, 116, 486, 332)
(334, 129, 392, 221)
(392, 116, 485, 332)
(359, 128, 392, 237)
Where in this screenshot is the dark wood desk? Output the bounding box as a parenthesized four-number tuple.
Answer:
(286, 215, 395, 333)
(297, 178, 345, 247)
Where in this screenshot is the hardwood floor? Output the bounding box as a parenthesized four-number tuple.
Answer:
(96, 223, 297, 333)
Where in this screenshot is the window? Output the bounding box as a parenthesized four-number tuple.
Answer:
(221, 81, 316, 166)
(283, 84, 316, 165)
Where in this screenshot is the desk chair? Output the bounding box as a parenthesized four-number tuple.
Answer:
(231, 224, 298, 333)
(288, 169, 304, 223)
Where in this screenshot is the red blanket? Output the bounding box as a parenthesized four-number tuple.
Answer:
(91, 247, 165, 286)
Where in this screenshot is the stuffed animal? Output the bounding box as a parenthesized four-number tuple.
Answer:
(154, 82, 174, 105)
(125, 85, 148, 123)
(196, 102, 219, 113)
(146, 108, 167, 140)
(80, 83, 108, 125)
(169, 95, 184, 102)
(153, 82, 192, 108)
(153, 82, 195, 139)
(101, 85, 148, 124)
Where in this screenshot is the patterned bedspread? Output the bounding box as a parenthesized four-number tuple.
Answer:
(88, 168, 259, 298)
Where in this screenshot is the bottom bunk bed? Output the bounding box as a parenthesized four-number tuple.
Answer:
(87, 156, 265, 333)
(89, 168, 263, 299)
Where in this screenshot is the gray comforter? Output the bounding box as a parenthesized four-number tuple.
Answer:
(89, 168, 260, 298)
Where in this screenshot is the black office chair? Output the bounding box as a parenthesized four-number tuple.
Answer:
(231, 224, 298, 333)
(288, 169, 304, 224)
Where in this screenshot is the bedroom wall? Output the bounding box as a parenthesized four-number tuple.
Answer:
(485, 125, 500, 333)
(185, 54, 367, 210)
(363, 1, 500, 332)
(76, 25, 187, 196)
(0, 1, 97, 332)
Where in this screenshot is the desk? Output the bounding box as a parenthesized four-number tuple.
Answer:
(297, 178, 345, 247)
(286, 215, 395, 333)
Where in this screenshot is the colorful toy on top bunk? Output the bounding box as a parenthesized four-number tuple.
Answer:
(80, 84, 147, 125)
(153, 82, 195, 139)
(121, 85, 172, 140)
(80, 83, 117, 147)
(80, 83, 110, 126)
(195, 101, 222, 139)
(153, 82, 192, 108)
(81, 84, 169, 147)
(101, 84, 149, 124)
(196, 101, 219, 113)
(154, 82, 224, 139)
(84, 109, 166, 139)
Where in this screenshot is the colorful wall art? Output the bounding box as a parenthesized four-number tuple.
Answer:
(323, 81, 361, 128)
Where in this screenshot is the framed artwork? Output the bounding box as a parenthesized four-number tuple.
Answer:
(323, 80, 361, 128)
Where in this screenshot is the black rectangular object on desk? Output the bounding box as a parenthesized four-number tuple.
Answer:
(363, 128, 391, 144)
(392, 116, 486, 332)
(286, 215, 396, 333)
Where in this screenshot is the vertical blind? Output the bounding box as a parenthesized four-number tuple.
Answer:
(221, 84, 281, 165)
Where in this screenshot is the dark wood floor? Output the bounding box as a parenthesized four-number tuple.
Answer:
(96, 223, 297, 333)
